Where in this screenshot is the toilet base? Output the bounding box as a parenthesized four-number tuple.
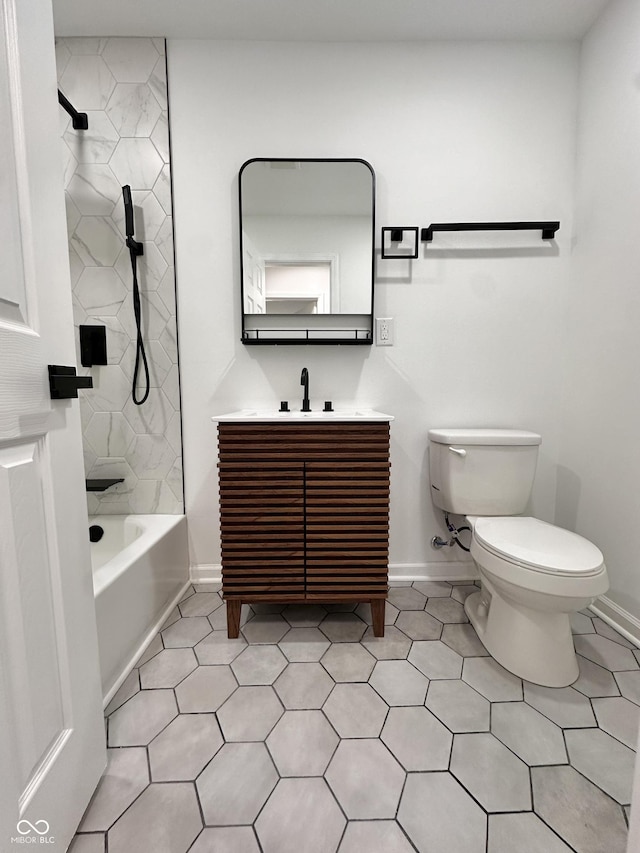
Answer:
(465, 589, 579, 688)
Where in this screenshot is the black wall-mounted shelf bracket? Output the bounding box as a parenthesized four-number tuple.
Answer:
(420, 221, 560, 242)
(57, 89, 88, 130)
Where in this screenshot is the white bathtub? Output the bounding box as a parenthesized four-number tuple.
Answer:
(91, 514, 189, 704)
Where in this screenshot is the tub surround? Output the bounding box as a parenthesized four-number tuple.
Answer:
(56, 36, 183, 516)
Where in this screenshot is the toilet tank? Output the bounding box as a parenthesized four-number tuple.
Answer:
(428, 428, 542, 516)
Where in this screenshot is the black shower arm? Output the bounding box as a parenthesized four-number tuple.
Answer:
(57, 89, 88, 130)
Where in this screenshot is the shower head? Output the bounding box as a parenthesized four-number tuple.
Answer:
(122, 185, 135, 237)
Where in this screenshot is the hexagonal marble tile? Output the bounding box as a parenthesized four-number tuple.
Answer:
(323, 683, 388, 737)
(194, 631, 247, 665)
(319, 612, 368, 642)
(369, 659, 429, 706)
(279, 627, 331, 662)
(241, 614, 290, 644)
(217, 686, 283, 741)
(408, 640, 463, 680)
(255, 778, 346, 853)
(174, 665, 237, 713)
(591, 696, 640, 748)
(189, 827, 260, 853)
(102, 37, 161, 82)
(274, 662, 334, 709)
(107, 783, 201, 853)
(266, 710, 338, 777)
(196, 742, 278, 826)
(394, 609, 442, 640)
(381, 706, 452, 771)
(573, 633, 639, 672)
(398, 772, 487, 853)
(338, 821, 415, 853)
(573, 653, 621, 698)
(412, 580, 454, 597)
(325, 739, 405, 819)
(523, 682, 596, 728)
(564, 728, 636, 804)
(281, 604, 328, 627)
(354, 600, 399, 627)
(450, 733, 532, 812)
(75, 266, 126, 314)
(85, 411, 134, 458)
(531, 765, 628, 853)
(441, 623, 489, 657)
(231, 645, 288, 685)
(387, 586, 427, 610)
(178, 591, 223, 618)
(424, 596, 469, 623)
(139, 648, 197, 689)
(148, 713, 223, 781)
(320, 642, 376, 682)
(161, 616, 212, 648)
(487, 813, 574, 853)
(78, 747, 149, 831)
(360, 626, 411, 660)
(491, 701, 567, 765)
(462, 656, 522, 702)
(108, 688, 177, 746)
(425, 678, 490, 733)
(109, 137, 164, 190)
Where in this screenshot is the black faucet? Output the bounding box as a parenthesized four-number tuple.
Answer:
(300, 367, 311, 412)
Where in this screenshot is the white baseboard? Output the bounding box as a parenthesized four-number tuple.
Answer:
(190, 563, 222, 584)
(589, 595, 640, 649)
(190, 562, 477, 585)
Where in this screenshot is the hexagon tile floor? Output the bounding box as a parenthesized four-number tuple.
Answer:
(70, 581, 639, 853)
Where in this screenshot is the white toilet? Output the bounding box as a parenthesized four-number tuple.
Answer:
(428, 428, 609, 688)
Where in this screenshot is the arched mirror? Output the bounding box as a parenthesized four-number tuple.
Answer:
(239, 158, 375, 344)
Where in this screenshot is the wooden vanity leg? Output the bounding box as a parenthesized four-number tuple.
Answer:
(371, 599, 385, 637)
(227, 600, 242, 639)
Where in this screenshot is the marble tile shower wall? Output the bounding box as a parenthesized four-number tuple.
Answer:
(55, 37, 183, 515)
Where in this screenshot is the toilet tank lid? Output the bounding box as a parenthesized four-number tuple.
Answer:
(428, 428, 542, 446)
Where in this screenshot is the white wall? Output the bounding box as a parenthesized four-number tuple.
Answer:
(557, 0, 640, 627)
(168, 39, 580, 574)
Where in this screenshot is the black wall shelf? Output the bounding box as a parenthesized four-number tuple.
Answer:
(420, 221, 560, 242)
(86, 478, 124, 492)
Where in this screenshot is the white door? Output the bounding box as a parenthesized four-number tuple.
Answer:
(0, 0, 105, 849)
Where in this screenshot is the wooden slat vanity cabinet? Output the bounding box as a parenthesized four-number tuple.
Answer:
(217, 419, 391, 638)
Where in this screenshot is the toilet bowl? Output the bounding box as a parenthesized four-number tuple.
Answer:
(428, 428, 609, 688)
(465, 515, 608, 687)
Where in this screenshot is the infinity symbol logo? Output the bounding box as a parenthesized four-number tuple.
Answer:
(16, 820, 50, 836)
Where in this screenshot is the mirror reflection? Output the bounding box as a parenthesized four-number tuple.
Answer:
(240, 159, 374, 319)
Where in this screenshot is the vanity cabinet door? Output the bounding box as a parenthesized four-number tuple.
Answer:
(305, 456, 389, 601)
(218, 446, 306, 600)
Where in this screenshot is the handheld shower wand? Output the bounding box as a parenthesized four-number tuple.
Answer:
(122, 185, 149, 406)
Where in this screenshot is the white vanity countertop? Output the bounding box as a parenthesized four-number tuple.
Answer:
(212, 409, 394, 423)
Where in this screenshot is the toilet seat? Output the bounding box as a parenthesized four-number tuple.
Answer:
(472, 516, 604, 577)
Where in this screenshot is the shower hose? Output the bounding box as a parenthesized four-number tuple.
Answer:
(129, 241, 150, 406)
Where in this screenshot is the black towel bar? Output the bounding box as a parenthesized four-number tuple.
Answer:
(421, 221, 560, 242)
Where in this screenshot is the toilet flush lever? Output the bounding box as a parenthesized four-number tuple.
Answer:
(448, 447, 467, 457)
